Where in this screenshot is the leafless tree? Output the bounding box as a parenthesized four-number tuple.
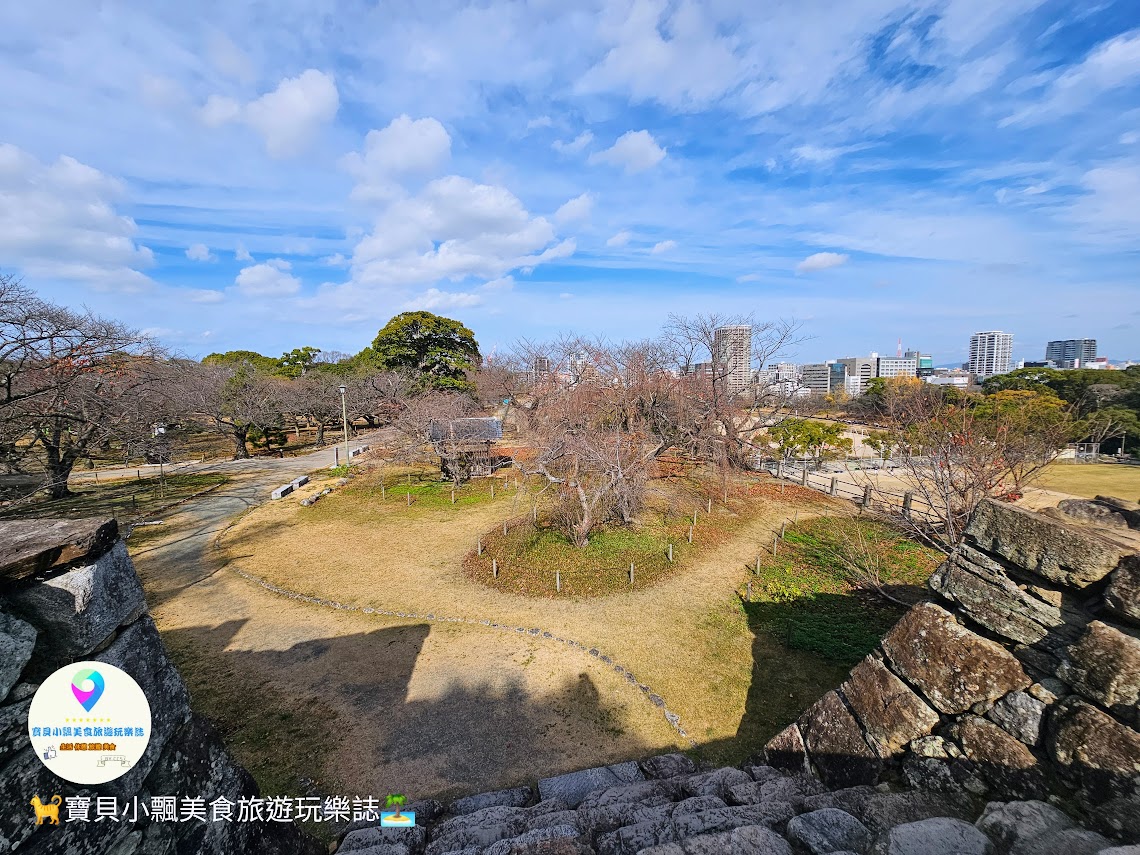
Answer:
(0, 274, 168, 497)
(180, 360, 288, 460)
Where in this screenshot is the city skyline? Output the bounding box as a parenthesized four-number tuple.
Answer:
(1, 2, 1138, 365)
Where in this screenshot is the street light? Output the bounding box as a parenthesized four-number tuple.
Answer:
(338, 383, 350, 467)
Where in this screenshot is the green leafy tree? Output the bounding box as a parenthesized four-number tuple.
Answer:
(276, 346, 321, 378)
(202, 350, 279, 373)
(385, 794, 408, 820)
(367, 312, 481, 392)
(767, 418, 853, 468)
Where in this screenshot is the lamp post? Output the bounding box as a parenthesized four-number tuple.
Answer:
(338, 384, 350, 467)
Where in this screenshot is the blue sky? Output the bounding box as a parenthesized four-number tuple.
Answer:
(1, 0, 1138, 366)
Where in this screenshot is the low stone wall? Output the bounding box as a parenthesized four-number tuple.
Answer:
(763, 497, 1140, 842)
(0, 518, 320, 855)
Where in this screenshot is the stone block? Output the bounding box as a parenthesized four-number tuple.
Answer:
(841, 654, 940, 759)
(880, 603, 1030, 714)
(539, 763, 644, 808)
(1048, 698, 1140, 804)
(484, 825, 582, 855)
(764, 723, 810, 775)
(952, 716, 1046, 800)
(902, 736, 985, 795)
(271, 483, 295, 499)
(596, 816, 677, 855)
(7, 540, 147, 674)
(986, 691, 1046, 746)
(670, 803, 794, 839)
(964, 498, 1129, 588)
(786, 808, 872, 855)
(0, 611, 36, 701)
(975, 800, 1074, 855)
(927, 546, 1067, 646)
(577, 779, 683, 810)
(0, 517, 119, 581)
(427, 806, 529, 855)
(639, 753, 697, 780)
(801, 787, 976, 835)
(1007, 827, 1112, 855)
(291, 475, 310, 488)
(1056, 498, 1132, 529)
(451, 786, 534, 816)
(797, 691, 881, 788)
(870, 817, 992, 855)
(1092, 495, 1140, 528)
(680, 767, 752, 800)
(1056, 620, 1140, 726)
(1105, 556, 1140, 625)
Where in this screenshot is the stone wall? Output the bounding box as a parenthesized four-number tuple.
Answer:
(0, 517, 320, 855)
(762, 496, 1140, 842)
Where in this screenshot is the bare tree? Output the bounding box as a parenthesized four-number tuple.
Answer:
(180, 361, 288, 460)
(1, 275, 167, 497)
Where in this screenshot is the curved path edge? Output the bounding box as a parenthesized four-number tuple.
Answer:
(229, 565, 697, 747)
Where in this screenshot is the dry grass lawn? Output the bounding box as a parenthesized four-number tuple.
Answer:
(1035, 462, 1140, 501)
(205, 464, 840, 784)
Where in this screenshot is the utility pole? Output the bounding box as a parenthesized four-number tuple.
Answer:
(339, 384, 350, 468)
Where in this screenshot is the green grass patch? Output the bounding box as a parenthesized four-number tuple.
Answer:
(746, 516, 940, 667)
(0, 473, 230, 522)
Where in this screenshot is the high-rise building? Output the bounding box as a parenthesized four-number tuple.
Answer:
(714, 325, 752, 396)
(838, 356, 877, 396)
(801, 363, 834, 394)
(968, 331, 1013, 378)
(1045, 339, 1096, 370)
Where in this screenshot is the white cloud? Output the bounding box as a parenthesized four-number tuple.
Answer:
(796, 251, 849, 273)
(342, 115, 452, 202)
(606, 230, 633, 247)
(235, 242, 253, 262)
(348, 175, 570, 287)
(321, 252, 349, 267)
(1066, 162, 1140, 244)
(650, 239, 676, 254)
(1001, 29, 1140, 126)
(234, 258, 301, 296)
(482, 275, 515, 290)
(208, 32, 254, 83)
(792, 143, 873, 165)
(526, 115, 553, 130)
(737, 273, 763, 282)
(588, 130, 666, 173)
(0, 144, 153, 290)
(403, 287, 482, 310)
(552, 131, 594, 154)
(554, 192, 594, 225)
(1120, 131, 1139, 145)
(199, 70, 339, 158)
(186, 243, 216, 262)
(186, 288, 225, 304)
(577, 0, 741, 110)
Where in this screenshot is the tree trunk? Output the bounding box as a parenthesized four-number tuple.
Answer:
(230, 427, 250, 460)
(572, 482, 593, 547)
(43, 445, 76, 499)
(315, 422, 325, 447)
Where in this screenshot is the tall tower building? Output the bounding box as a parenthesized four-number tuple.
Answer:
(714, 325, 752, 396)
(969, 331, 1013, 378)
(1045, 339, 1096, 369)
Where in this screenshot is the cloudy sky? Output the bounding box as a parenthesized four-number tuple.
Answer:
(2, 1, 1138, 366)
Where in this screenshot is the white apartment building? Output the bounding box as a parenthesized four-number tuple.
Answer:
(838, 356, 877, 396)
(714, 325, 753, 396)
(876, 356, 918, 379)
(968, 331, 1013, 377)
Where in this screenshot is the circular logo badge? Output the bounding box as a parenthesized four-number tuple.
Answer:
(28, 662, 152, 785)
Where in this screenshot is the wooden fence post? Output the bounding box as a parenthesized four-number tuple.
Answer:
(772, 534, 778, 556)
(477, 537, 482, 556)
(629, 563, 634, 585)
(556, 568, 561, 592)
(830, 477, 838, 496)
(780, 521, 786, 540)
(451, 489, 455, 504)
(503, 520, 508, 535)
(746, 581, 752, 600)
(406, 492, 411, 506)
(492, 558, 498, 578)
(688, 525, 693, 544)
(800, 467, 808, 486)
(862, 484, 872, 508)
(902, 491, 913, 518)
(667, 543, 673, 562)
(707, 497, 712, 514)
(693, 509, 698, 526)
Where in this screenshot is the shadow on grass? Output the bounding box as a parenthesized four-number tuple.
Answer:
(161, 619, 661, 804)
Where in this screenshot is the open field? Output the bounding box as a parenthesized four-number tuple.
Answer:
(1036, 462, 1140, 501)
(133, 457, 937, 802)
(0, 472, 229, 523)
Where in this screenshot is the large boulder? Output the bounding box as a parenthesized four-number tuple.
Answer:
(800, 787, 976, 835)
(6, 541, 147, 674)
(451, 786, 534, 816)
(952, 716, 1046, 800)
(986, 691, 1046, 746)
(975, 800, 1074, 855)
(1104, 556, 1140, 625)
(1056, 621, 1140, 726)
(640, 754, 697, 780)
(881, 603, 1030, 714)
(870, 817, 992, 855)
(840, 655, 939, 759)
(796, 691, 881, 788)
(638, 825, 792, 855)
(1056, 498, 1133, 529)
(963, 498, 1129, 588)
(426, 806, 529, 855)
(764, 724, 811, 775)
(1047, 698, 1140, 804)
(540, 763, 644, 808)
(927, 546, 1070, 647)
(786, 808, 872, 855)
(1007, 827, 1113, 855)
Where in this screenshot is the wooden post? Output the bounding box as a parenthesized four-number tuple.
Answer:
(794, 511, 798, 524)
(406, 492, 411, 506)
(477, 537, 482, 556)
(780, 521, 786, 540)
(381, 483, 386, 499)
(688, 525, 693, 544)
(490, 483, 495, 499)
(862, 484, 872, 508)
(629, 563, 634, 585)
(902, 491, 913, 518)
(723, 487, 728, 505)
(503, 520, 508, 535)
(772, 534, 778, 556)
(746, 581, 752, 600)
(667, 543, 673, 562)
(800, 467, 808, 486)
(492, 558, 498, 578)
(692, 510, 697, 526)
(137, 470, 141, 481)
(532, 504, 537, 523)
(556, 569, 561, 592)
(830, 477, 838, 496)
(756, 554, 761, 573)
(451, 489, 456, 504)
(707, 497, 712, 514)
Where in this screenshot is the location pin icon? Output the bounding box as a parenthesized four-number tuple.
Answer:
(71, 669, 105, 713)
